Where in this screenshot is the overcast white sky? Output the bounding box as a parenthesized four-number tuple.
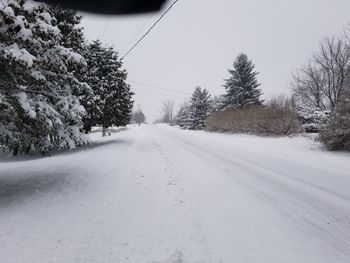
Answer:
(81, 0, 350, 122)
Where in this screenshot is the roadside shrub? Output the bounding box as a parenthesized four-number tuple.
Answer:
(205, 96, 301, 136)
(297, 109, 330, 133)
(319, 100, 350, 150)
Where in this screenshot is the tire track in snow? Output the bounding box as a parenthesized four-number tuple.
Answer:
(164, 130, 350, 259)
(149, 131, 213, 262)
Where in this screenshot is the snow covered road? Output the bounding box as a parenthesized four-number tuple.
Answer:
(1, 125, 350, 263)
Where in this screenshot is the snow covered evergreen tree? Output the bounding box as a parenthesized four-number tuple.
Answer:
(82, 40, 134, 133)
(223, 53, 263, 109)
(320, 97, 350, 150)
(174, 101, 191, 129)
(51, 5, 95, 133)
(0, 0, 87, 155)
(51, 6, 85, 52)
(187, 87, 212, 130)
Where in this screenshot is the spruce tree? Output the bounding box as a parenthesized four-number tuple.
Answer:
(51, 5, 94, 133)
(223, 53, 263, 109)
(82, 40, 134, 133)
(51, 6, 85, 52)
(0, 0, 87, 155)
(187, 87, 212, 130)
(174, 101, 191, 129)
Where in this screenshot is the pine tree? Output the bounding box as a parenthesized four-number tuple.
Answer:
(0, 0, 87, 155)
(82, 40, 134, 134)
(51, 5, 94, 133)
(112, 67, 134, 127)
(187, 87, 212, 130)
(51, 6, 85, 52)
(223, 53, 263, 109)
(174, 101, 191, 129)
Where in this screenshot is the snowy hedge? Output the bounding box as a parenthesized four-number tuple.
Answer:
(319, 100, 350, 150)
(297, 108, 330, 133)
(206, 98, 301, 136)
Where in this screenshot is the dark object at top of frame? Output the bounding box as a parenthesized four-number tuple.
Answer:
(39, 0, 168, 15)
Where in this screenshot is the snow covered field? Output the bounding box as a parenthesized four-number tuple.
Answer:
(0, 124, 350, 263)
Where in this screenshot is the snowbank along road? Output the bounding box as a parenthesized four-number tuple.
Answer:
(1, 124, 350, 263)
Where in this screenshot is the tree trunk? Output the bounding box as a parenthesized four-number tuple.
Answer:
(84, 124, 91, 134)
(102, 127, 106, 137)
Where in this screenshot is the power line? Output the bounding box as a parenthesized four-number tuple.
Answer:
(131, 87, 187, 100)
(121, 0, 179, 60)
(131, 87, 187, 99)
(127, 79, 191, 95)
(100, 16, 111, 40)
(121, 15, 154, 54)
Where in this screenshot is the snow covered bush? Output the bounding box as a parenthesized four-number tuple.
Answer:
(206, 96, 300, 136)
(296, 108, 330, 133)
(319, 99, 350, 150)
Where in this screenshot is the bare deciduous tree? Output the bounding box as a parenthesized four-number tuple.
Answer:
(133, 110, 146, 126)
(291, 36, 350, 111)
(159, 100, 175, 124)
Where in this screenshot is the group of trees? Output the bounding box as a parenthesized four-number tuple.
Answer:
(175, 36, 349, 150)
(174, 40, 350, 150)
(157, 100, 175, 124)
(174, 53, 265, 131)
(171, 53, 301, 136)
(205, 54, 299, 135)
(291, 34, 350, 150)
(0, 0, 133, 155)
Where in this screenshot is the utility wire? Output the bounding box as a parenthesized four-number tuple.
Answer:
(121, 15, 154, 54)
(131, 87, 187, 100)
(100, 16, 111, 40)
(127, 79, 191, 95)
(121, 0, 179, 60)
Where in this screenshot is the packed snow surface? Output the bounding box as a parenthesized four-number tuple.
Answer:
(1, 124, 350, 263)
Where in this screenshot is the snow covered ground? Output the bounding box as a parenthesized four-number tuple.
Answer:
(0, 124, 350, 263)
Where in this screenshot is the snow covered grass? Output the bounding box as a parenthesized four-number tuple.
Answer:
(0, 124, 350, 263)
